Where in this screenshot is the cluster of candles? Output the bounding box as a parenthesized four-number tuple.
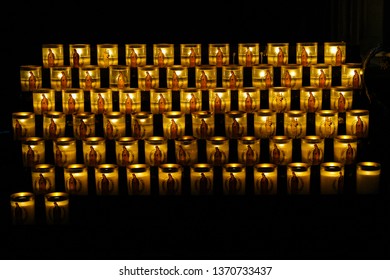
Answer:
(10, 41, 382, 225)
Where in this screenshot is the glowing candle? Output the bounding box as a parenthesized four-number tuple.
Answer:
(90, 88, 113, 114)
(333, 135, 358, 165)
(62, 88, 84, 115)
(95, 164, 119, 195)
(97, 44, 118, 68)
(180, 88, 202, 114)
(180, 44, 201, 67)
(341, 63, 362, 88)
(44, 192, 69, 225)
(254, 109, 277, 139)
(69, 44, 91, 68)
(310, 64, 332, 89)
(109, 65, 130, 90)
(269, 87, 291, 113)
(237, 136, 260, 166)
(53, 137, 77, 167)
(195, 65, 217, 89)
(192, 111, 214, 139)
(167, 66, 188, 90)
(320, 162, 345, 195)
(12, 112, 35, 140)
(267, 43, 289, 66)
(127, 164, 151, 195)
(284, 110, 306, 139)
(119, 88, 141, 114)
(150, 88, 172, 114)
(209, 88, 231, 113)
(50, 66, 72, 91)
(115, 137, 138, 166)
(138, 66, 159, 90)
(324, 42, 346, 66)
(222, 65, 243, 89)
(144, 136, 167, 167)
(72, 112, 95, 140)
(175, 136, 198, 166)
(254, 163, 278, 195)
(222, 163, 246, 195)
(79, 65, 100, 90)
(131, 112, 154, 140)
(269, 136, 292, 165)
(208, 43, 229, 66)
(315, 110, 338, 138)
(280, 64, 302, 89)
(225, 111, 246, 138)
(346, 109, 369, 138)
(42, 44, 64, 68)
(20, 65, 42, 92)
(330, 86, 353, 112)
(163, 111, 185, 140)
(206, 136, 229, 166)
(300, 86, 322, 113)
(356, 161, 381, 194)
(287, 162, 311, 195)
(125, 44, 147, 67)
(153, 44, 174, 67)
(82, 137, 106, 167)
(43, 111, 66, 140)
(103, 112, 126, 140)
(64, 164, 88, 195)
(301, 136, 324, 165)
(238, 43, 260, 66)
(238, 87, 260, 113)
(10, 192, 35, 225)
(31, 164, 55, 195)
(296, 42, 318, 66)
(252, 64, 274, 89)
(21, 137, 45, 167)
(190, 163, 213, 195)
(158, 163, 182, 195)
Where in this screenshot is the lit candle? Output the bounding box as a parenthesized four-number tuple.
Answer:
(266, 43, 289, 66)
(356, 161, 381, 194)
(324, 42, 346, 66)
(43, 111, 66, 140)
(103, 112, 126, 140)
(163, 111, 185, 140)
(192, 111, 214, 139)
(195, 65, 217, 89)
(315, 110, 338, 138)
(20, 65, 42, 92)
(21, 137, 45, 167)
(125, 44, 147, 67)
(284, 110, 306, 139)
(72, 112, 95, 140)
(280, 64, 302, 89)
(333, 135, 358, 165)
(180, 88, 202, 114)
(296, 42, 318, 66)
(310, 64, 332, 89)
(238, 43, 260, 66)
(153, 44, 174, 68)
(301, 136, 324, 165)
(62, 88, 84, 115)
(346, 109, 369, 138)
(144, 136, 167, 167)
(208, 43, 229, 66)
(69, 44, 91, 68)
(222, 65, 243, 89)
(131, 112, 154, 140)
(150, 89, 172, 114)
(44, 192, 69, 225)
(222, 163, 246, 195)
(180, 43, 201, 67)
(79, 65, 100, 90)
(10, 192, 35, 225)
(269, 136, 293, 165)
(341, 63, 362, 88)
(31, 164, 56, 195)
(320, 162, 345, 195)
(254, 109, 277, 139)
(254, 163, 278, 195)
(53, 137, 77, 167)
(64, 164, 89, 195)
(175, 136, 198, 166)
(95, 164, 119, 195)
(209, 88, 231, 113)
(206, 136, 229, 166)
(167, 66, 188, 90)
(238, 87, 260, 113)
(50, 66, 72, 91)
(252, 64, 274, 89)
(287, 162, 311, 195)
(115, 137, 138, 166)
(269, 87, 291, 113)
(42, 44, 64, 68)
(82, 137, 106, 167)
(237, 136, 260, 166)
(158, 163, 182, 195)
(138, 66, 159, 90)
(12, 112, 35, 140)
(90, 88, 113, 114)
(109, 65, 130, 90)
(190, 163, 213, 195)
(97, 44, 118, 68)
(127, 164, 151, 195)
(119, 88, 141, 114)
(300, 86, 322, 113)
(330, 86, 353, 112)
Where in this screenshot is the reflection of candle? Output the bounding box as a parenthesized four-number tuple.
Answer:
(32, 164, 56, 195)
(44, 192, 69, 225)
(64, 164, 88, 195)
(53, 137, 77, 167)
(159, 164, 182, 195)
(190, 163, 213, 195)
(333, 135, 358, 165)
(175, 136, 198, 166)
(254, 163, 278, 195)
(301, 136, 324, 165)
(144, 136, 167, 167)
(127, 164, 150, 195)
(356, 162, 381, 194)
(346, 109, 369, 138)
(320, 162, 344, 195)
(12, 112, 35, 140)
(237, 136, 260, 166)
(10, 192, 35, 225)
(284, 110, 306, 139)
(22, 137, 45, 167)
(103, 112, 126, 140)
(192, 111, 214, 139)
(82, 137, 106, 167)
(269, 136, 292, 165)
(115, 137, 138, 166)
(225, 111, 247, 139)
(206, 136, 229, 166)
(222, 163, 246, 195)
(287, 162, 311, 195)
(43, 111, 66, 140)
(95, 164, 119, 195)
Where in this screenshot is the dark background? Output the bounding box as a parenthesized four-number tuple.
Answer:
(1, 0, 390, 260)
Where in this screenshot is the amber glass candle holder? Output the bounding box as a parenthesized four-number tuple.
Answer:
(206, 136, 229, 166)
(237, 136, 260, 166)
(267, 43, 288, 66)
(333, 135, 358, 165)
(32, 164, 55, 195)
(167, 66, 188, 90)
(330, 86, 353, 112)
(222, 163, 246, 195)
(315, 110, 338, 138)
(269, 136, 292, 165)
(73, 112, 95, 140)
(103, 112, 126, 140)
(127, 164, 151, 195)
(33, 88, 55, 115)
(153, 43, 174, 67)
(209, 88, 231, 114)
(62, 88, 84, 115)
(97, 44, 118, 68)
(12, 112, 35, 140)
(252, 64, 274, 89)
(346, 109, 369, 138)
(254, 163, 278, 195)
(225, 111, 247, 139)
(180, 88, 202, 114)
(42, 44, 64, 68)
(324, 42, 346, 66)
(310, 64, 332, 89)
(158, 163, 182, 195)
(144, 136, 167, 167)
(301, 135, 325, 166)
(356, 161, 381, 194)
(115, 137, 138, 166)
(287, 162, 311, 195)
(44, 192, 69, 225)
(20, 65, 42, 92)
(82, 137, 106, 167)
(238, 87, 260, 113)
(10, 192, 35, 225)
(238, 43, 260, 66)
(95, 164, 119, 195)
(131, 112, 154, 140)
(222, 65, 243, 89)
(269, 87, 291, 113)
(22, 137, 45, 167)
(50, 66, 72, 91)
(296, 42, 318, 66)
(254, 109, 277, 139)
(53, 137, 77, 167)
(341, 63, 362, 89)
(284, 110, 306, 139)
(150, 88, 172, 114)
(209, 43, 229, 67)
(163, 111, 185, 140)
(90, 88, 113, 114)
(180, 43, 201, 67)
(320, 162, 345, 194)
(119, 88, 141, 114)
(195, 65, 217, 90)
(79, 65, 100, 90)
(69, 44, 91, 68)
(190, 163, 213, 195)
(43, 111, 66, 140)
(125, 44, 147, 67)
(192, 111, 214, 139)
(64, 164, 89, 195)
(138, 66, 159, 90)
(281, 64, 302, 89)
(109, 65, 130, 90)
(175, 136, 198, 166)
(300, 86, 322, 112)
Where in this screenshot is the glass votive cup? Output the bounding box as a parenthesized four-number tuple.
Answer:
(21, 137, 45, 168)
(127, 164, 151, 195)
(267, 42, 289, 66)
(119, 88, 141, 114)
(125, 44, 147, 67)
(42, 44, 64, 68)
(269, 136, 293, 165)
(82, 137, 106, 167)
(64, 164, 89, 195)
(50, 66, 72, 91)
(238, 43, 260, 66)
(97, 44, 118, 68)
(95, 164, 119, 195)
(103, 111, 126, 140)
(73, 112, 95, 140)
(33, 88, 55, 115)
(167, 66, 188, 90)
(341, 63, 362, 89)
(115, 137, 138, 166)
(254, 163, 278, 195)
(190, 163, 213, 195)
(209, 88, 231, 114)
(43, 111, 66, 140)
(324, 41, 346, 66)
(284, 110, 306, 139)
(301, 136, 325, 166)
(208, 43, 229, 66)
(144, 136, 167, 167)
(333, 135, 358, 165)
(222, 65, 243, 89)
(12, 112, 35, 140)
(32, 164, 56, 195)
(90, 88, 113, 114)
(53, 137, 77, 167)
(300, 86, 322, 113)
(280, 64, 302, 89)
(175, 136, 198, 166)
(163, 111, 185, 140)
(320, 162, 345, 195)
(192, 111, 214, 139)
(330, 86, 353, 112)
(153, 43, 174, 67)
(158, 163, 182, 195)
(206, 136, 229, 166)
(310, 64, 332, 89)
(195, 65, 217, 90)
(180, 88, 202, 114)
(254, 109, 277, 139)
(44, 192, 69, 225)
(296, 42, 318, 66)
(287, 162, 311, 195)
(356, 161, 381, 194)
(150, 88, 172, 114)
(269, 87, 291, 113)
(180, 43, 201, 67)
(109, 65, 130, 90)
(62, 88, 84, 115)
(222, 163, 246, 195)
(237, 136, 260, 166)
(10, 192, 35, 225)
(238, 87, 260, 113)
(131, 112, 154, 140)
(252, 64, 274, 89)
(138, 66, 159, 90)
(345, 109, 369, 138)
(20, 65, 42, 92)
(79, 65, 100, 90)
(69, 44, 91, 68)
(315, 110, 338, 138)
